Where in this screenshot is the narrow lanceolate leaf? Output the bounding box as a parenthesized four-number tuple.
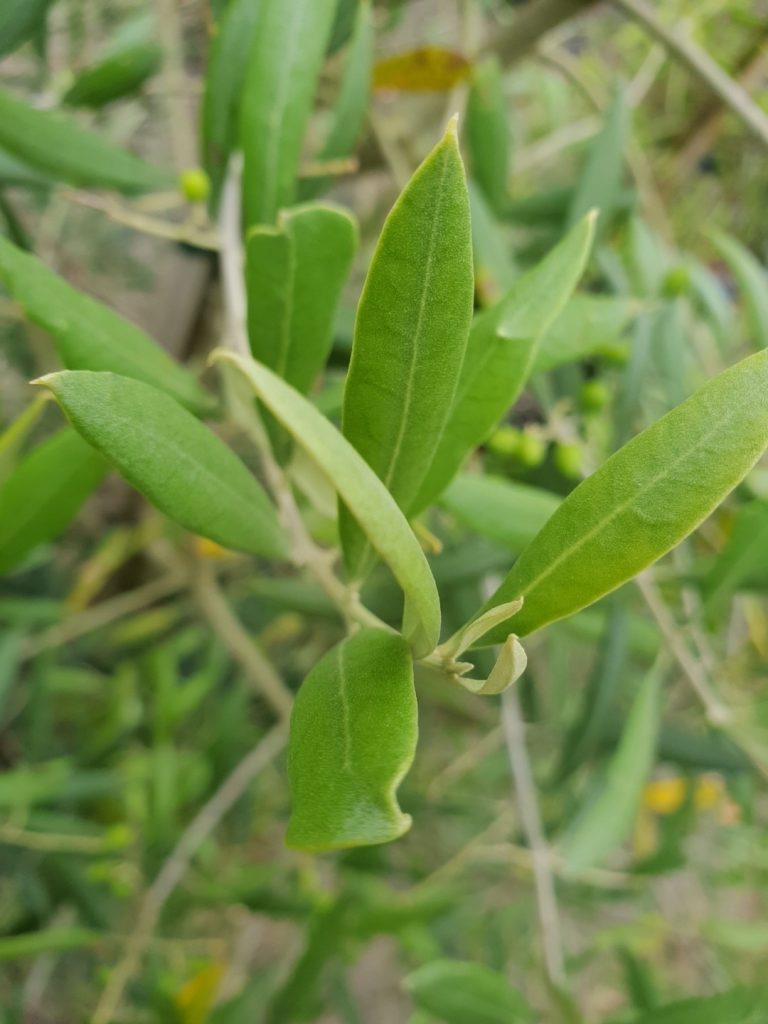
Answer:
(703, 500, 768, 618)
(246, 203, 357, 393)
(567, 88, 628, 231)
(301, 0, 374, 200)
(342, 120, 474, 566)
(372, 48, 470, 91)
(240, 0, 337, 226)
(0, 86, 171, 194)
(474, 348, 768, 645)
(287, 629, 417, 851)
(441, 474, 559, 554)
(466, 57, 510, 216)
(412, 212, 595, 513)
(62, 42, 163, 109)
(0, 0, 55, 57)
(0, 236, 212, 415)
(559, 665, 660, 872)
(0, 396, 48, 486)
(201, 0, 263, 204)
(534, 294, 636, 373)
(216, 352, 441, 656)
(709, 228, 768, 350)
(37, 372, 287, 560)
(404, 960, 533, 1024)
(627, 987, 768, 1024)
(0, 428, 107, 574)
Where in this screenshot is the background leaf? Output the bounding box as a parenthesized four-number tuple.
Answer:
(466, 57, 510, 216)
(404, 960, 532, 1023)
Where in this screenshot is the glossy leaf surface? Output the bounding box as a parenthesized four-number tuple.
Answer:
(0, 428, 107, 574)
(404, 960, 532, 1023)
(0, 236, 212, 415)
(286, 628, 416, 851)
(38, 372, 286, 559)
(240, 0, 336, 225)
(476, 349, 768, 643)
(342, 121, 473, 561)
(216, 352, 441, 656)
(0, 86, 171, 193)
(412, 212, 595, 512)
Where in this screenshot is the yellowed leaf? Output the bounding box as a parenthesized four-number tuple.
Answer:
(373, 47, 470, 92)
(174, 963, 225, 1024)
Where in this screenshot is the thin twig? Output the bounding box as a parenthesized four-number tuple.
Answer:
(501, 687, 566, 986)
(613, 0, 768, 151)
(90, 725, 287, 1024)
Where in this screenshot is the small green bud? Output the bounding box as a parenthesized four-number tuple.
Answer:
(180, 167, 211, 204)
(579, 378, 610, 413)
(554, 441, 582, 479)
(487, 425, 522, 458)
(517, 431, 547, 468)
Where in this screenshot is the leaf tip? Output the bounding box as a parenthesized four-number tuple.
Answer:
(444, 112, 460, 142)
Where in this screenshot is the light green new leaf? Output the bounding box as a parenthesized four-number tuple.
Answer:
(240, 0, 337, 226)
(0, 428, 108, 574)
(466, 57, 510, 216)
(475, 348, 768, 644)
(301, 0, 374, 200)
(0, 86, 171, 194)
(246, 202, 357, 393)
(0, 0, 55, 57)
(37, 372, 287, 560)
(709, 228, 768, 350)
(286, 628, 417, 851)
(567, 89, 628, 231)
(0, 395, 48, 486)
(412, 212, 595, 512)
(440, 474, 559, 554)
(62, 42, 163, 109)
(559, 665, 660, 872)
(341, 120, 474, 565)
(628, 987, 768, 1024)
(201, 0, 263, 204)
(0, 235, 212, 415)
(215, 352, 441, 656)
(404, 960, 532, 1024)
(534, 294, 636, 373)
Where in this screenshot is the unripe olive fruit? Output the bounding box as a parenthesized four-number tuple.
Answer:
(580, 378, 610, 412)
(517, 431, 547, 468)
(554, 441, 582, 479)
(597, 342, 630, 366)
(662, 265, 691, 298)
(180, 167, 211, 204)
(487, 425, 522, 458)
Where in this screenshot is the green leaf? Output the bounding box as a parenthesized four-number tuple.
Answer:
(0, 928, 102, 961)
(0, 85, 171, 193)
(0, 0, 55, 57)
(0, 235, 212, 414)
(475, 348, 768, 643)
(559, 664, 660, 871)
(704, 500, 768, 616)
(37, 371, 287, 560)
(216, 352, 441, 656)
(567, 89, 629, 231)
(286, 628, 417, 851)
(469, 180, 517, 306)
(411, 212, 595, 512)
(0, 427, 107, 574)
(62, 42, 163, 109)
(301, 0, 374, 200)
(440, 473, 560, 553)
(709, 228, 768, 350)
(341, 119, 474, 560)
(466, 57, 510, 216)
(534, 294, 636, 373)
(201, 0, 263, 205)
(246, 202, 357, 393)
(404, 960, 532, 1024)
(0, 146, 51, 189)
(626, 987, 768, 1024)
(0, 394, 48, 486)
(240, 0, 337, 225)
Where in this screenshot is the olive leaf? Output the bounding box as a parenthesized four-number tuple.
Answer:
(286, 628, 417, 852)
(0, 0, 55, 58)
(709, 227, 768, 350)
(534, 294, 636, 373)
(412, 211, 595, 512)
(240, 0, 337, 226)
(466, 57, 510, 216)
(440, 474, 560, 554)
(214, 351, 441, 657)
(567, 88, 629, 231)
(62, 42, 163, 109)
(36, 371, 287, 560)
(473, 348, 768, 644)
(404, 960, 533, 1024)
(246, 202, 357, 393)
(341, 118, 474, 571)
(0, 235, 213, 415)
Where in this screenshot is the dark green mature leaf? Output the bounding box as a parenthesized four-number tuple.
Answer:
(62, 42, 163, 109)
(286, 628, 417, 851)
(301, 0, 374, 200)
(240, 0, 337, 225)
(216, 352, 441, 656)
(341, 119, 474, 566)
(0, 86, 171, 193)
(626, 987, 768, 1024)
(202, 0, 263, 204)
(559, 664, 660, 871)
(0, 0, 55, 57)
(440, 474, 559, 553)
(709, 228, 768, 350)
(412, 212, 595, 512)
(0, 427, 107, 574)
(404, 960, 532, 1023)
(567, 89, 628, 231)
(466, 57, 510, 216)
(534, 294, 636, 373)
(38, 371, 287, 559)
(0, 235, 212, 414)
(246, 202, 357, 392)
(475, 348, 768, 643)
